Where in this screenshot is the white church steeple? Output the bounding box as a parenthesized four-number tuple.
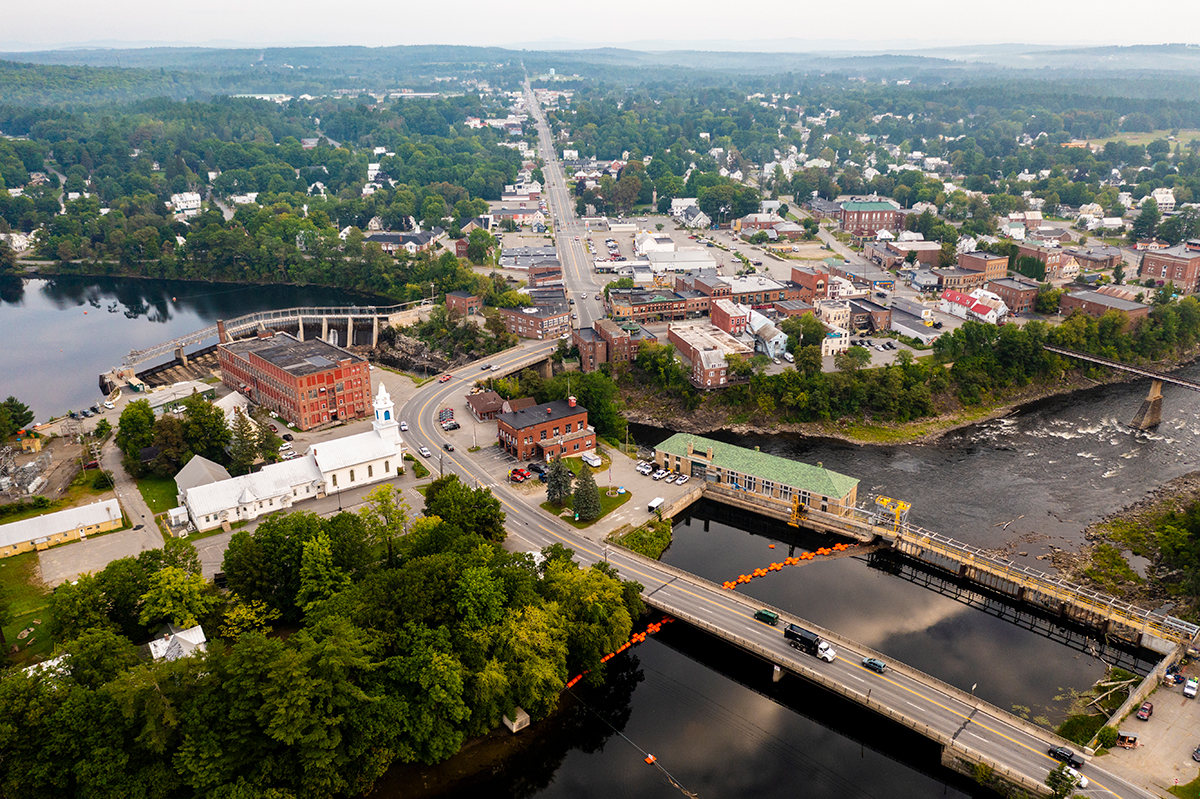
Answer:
(372, 382, 400, 444)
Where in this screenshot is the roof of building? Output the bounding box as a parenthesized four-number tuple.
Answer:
(712, 298, 746, 317)
(310, 428, 401, 474)
(184, 455, 323, 519)
(446, 290, 480, 300)
(503, 305, 569, 320)
(145, 381, 213, 409)
(842, 201, 899, 212)
(574, 328, 601, 343)
(496, 399, 587, 430)
(1064, 290, 1148, 312)
(726, 275, 785, 294)
(467, 390, 506, 416)
(0, 499, 122, 549)
(656, 433, 859, 500)
(223, 332, 363, 377)
(174, 455, 232, 496)
(987, 278, 1038, 292)
(148, 624, 208, 662)
(595, 318, 631, 339)
(774, 300, 816, 312)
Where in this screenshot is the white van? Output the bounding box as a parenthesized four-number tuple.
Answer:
(783, 352, 794, 363)
(648, 497, 665, 513)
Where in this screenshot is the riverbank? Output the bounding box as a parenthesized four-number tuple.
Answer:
(623, 351, 1200, 448)
(1050, 470, 1200, 618)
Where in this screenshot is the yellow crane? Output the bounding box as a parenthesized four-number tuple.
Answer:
(874, 495, 911, 530)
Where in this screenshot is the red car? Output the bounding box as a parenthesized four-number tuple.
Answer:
(509, 470, 526, 483)
(1136, 701, 1153, 720)
(438, 374, 452, 383)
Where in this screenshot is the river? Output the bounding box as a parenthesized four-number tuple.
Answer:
(0, 275, 385, 421)
(5, 275, 1196, 797)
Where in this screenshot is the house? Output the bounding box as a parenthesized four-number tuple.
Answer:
(169, 192, 202, 218)
(148, 624, 208, 662)
(939, 290, 1002, 324)
(466, 391, 537, 422)
(1060, 291, 1151, 322)
(1150, 188, 1176, 213)
(496, 397, 594, 461)
(0, 499, 122, 558)
(734, 213, 784, 232)
(635, 232, 676, 256)
(679, 205, 712, 229)
(446, 291, 483, 317)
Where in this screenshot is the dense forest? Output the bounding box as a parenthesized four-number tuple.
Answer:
(0, 482, 645, 797)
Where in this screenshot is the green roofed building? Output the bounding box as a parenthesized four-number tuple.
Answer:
(654, 433, 859, 512)
(839, 198, 901, 236)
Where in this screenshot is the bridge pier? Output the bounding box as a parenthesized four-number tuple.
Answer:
(321, 317, 329, 342)
(372, 318, 379, 348)
(347, 315, 353, 346)
(174, 347, 188, 367)
(297, 317, 304, 341)
(1130, 379, 1163, 430)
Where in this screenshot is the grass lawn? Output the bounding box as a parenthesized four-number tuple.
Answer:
(541, 490, 632, 529)
(1088, 128, 1200, 147)
(137, 475, 179, 515)
(0, 552, 54, 664)
(1171, 774, 1200, 799)
(414, 484, 432, 497)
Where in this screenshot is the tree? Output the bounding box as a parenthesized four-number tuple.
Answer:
(465, 228, 496, 263)
(359, 484, 411, 567)
(295, 531, 351, 613)
(1, 396, 33, 431)
(546, 458, 574, 505)
(182, 395, 230, 462)
(0, 240, 16, 275)
(834, 346, 871, 372)
(423, 474, 506, 541)
(138, 566, 220, 628)
(1112, 264, 1125, 285)
(227, 408, 259, 475)
(219, 595, 281, 639)
(1045, 762, 1079, 799)
(149, 415, 190, 477)
(115, 399, 156, 460)
(572, 467, 601, 522)
(50, 573, 113, 640)
(1130, 197, 1160, 242)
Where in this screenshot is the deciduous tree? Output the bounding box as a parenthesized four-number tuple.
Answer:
(138, 566, 219, 628)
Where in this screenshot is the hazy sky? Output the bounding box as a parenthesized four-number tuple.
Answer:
(4, 0, 1198, 51)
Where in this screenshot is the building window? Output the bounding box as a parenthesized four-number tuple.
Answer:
(332, 474, 338, 488)
(762, 479, 774, 497)
(540, 430, 547, 440)
(744, 475, 757, 492)
(384, 460, 389, 473)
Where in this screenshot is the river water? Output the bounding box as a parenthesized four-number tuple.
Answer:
(0, 275, 384, 422)
(5, 276, 1197, 797)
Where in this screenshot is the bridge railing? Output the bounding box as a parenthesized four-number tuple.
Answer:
(894, 522, 1199, 641)
(1044, 345, 1200, 391)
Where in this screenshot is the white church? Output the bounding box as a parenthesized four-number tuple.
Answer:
(177, 383, 405, 533)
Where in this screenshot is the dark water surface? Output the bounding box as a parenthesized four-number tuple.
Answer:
(0, 275, 384, 420)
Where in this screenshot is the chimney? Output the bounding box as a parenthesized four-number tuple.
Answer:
(568, 395, 576, 407)
(216, 319, 228, 344)
(707, 446, 713, 460)
(686, 441, 694, 456)
(547, 406, 553, 414)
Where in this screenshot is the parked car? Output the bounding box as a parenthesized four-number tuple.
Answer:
(1136, 701, 1153, 720)
(282, 433, 294, 441)
(282, 451, 298, 460)
(269, 424, 278, 432)
(418, 446, 432, 457)
(1187, 677, 1199, 699)
(862, 657, 887, 674)
(652, 470, 668, 480)
(278, 442, 292, 451)
(527, 462, 547, 475)
(676, 475, 689, 485)
(1046, 746, 1084, 770)
(103, 401, 114, 409)
(1193, 745, 1200, 763)
(509, 471, 526, 483)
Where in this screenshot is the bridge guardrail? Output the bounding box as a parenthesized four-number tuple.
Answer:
(621, 546, 1086, 757)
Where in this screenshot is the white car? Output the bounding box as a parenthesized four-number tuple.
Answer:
(102, 401, 114, 409)
(418, 446, 432, 458)
(491, 364, 500, 371)
(1064, 767, 1088, 789)
(278, 442, 292, 451)
(399, 421, 408, 431)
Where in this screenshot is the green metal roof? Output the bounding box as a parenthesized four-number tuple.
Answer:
(842, 201, 897, 212)
(657, 433, 859, 500)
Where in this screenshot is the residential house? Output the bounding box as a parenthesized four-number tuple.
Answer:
(466, 391, 536, 422)
(711, 298, 749, 336)
(939, 290, 1002, 324)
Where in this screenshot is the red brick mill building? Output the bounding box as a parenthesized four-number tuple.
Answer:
(496, 397, 594, 461)
(216, 323, 370, 431)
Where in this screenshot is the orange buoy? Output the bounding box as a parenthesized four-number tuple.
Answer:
(769, 543, 775, 549)
(645, 755, 657, 765)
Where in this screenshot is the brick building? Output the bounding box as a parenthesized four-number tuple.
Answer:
(667, 324, 752, 389)
(1066, 245, 1124, 272)
(932, 267, 988, 292)
(958, 251, 1008, 284)
(848, 299, 891, 332)
(454, 238, 469, 259)
(498, 305, 571, 339)
(839, 200, 902, 236)
(608, 289, 686, 322)
(217, 328, 370, 431)
(574, 320, 654, 373)
(1060, 291, 1151, 322)
(496, 397, 594, 461)
(773, 299, 817, 318)
(528, 262, 564, 287)
(674, 273, 733, 301)
(789, 265, 829, 303)
(1017, 243, 1078, 281)
(446, 290, 483, 317)
(711, 299, 749, 336)
(1140, 241, 1200, 293)
(986, 278, 1039, 315)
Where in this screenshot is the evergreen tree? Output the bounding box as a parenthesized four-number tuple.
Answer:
(227, 408, 259, 475)
(573, 467, 601, 522)
(1, 397, 32, 431)
(295, 531, 351, 613)
(546, 458, 574, 506)
(1130, 197, 1160, 242)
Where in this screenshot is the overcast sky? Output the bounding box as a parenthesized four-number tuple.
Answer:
(3, 0, 1197, 51)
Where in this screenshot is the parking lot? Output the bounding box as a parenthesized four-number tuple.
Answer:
(1098, 672, 1200, 792)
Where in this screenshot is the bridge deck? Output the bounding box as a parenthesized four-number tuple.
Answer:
(1044, 345, 1200, 391)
